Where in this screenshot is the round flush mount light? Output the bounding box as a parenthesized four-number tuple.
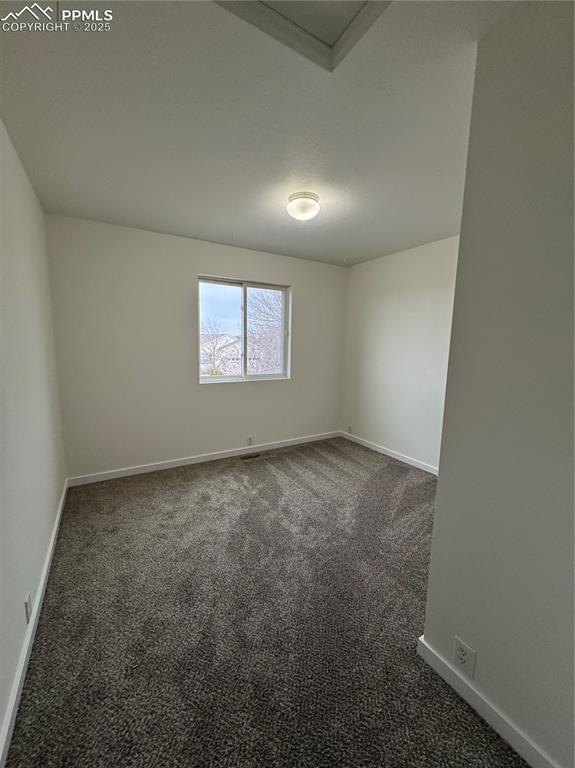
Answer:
(286, 192, 320, 221)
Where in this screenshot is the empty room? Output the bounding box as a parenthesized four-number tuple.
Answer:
(0, 2, 573, 767)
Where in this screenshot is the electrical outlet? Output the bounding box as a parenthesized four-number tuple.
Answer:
(453, 636, 476, 678)
(24, 592, 32, 625)
(247, 435, 253, 446)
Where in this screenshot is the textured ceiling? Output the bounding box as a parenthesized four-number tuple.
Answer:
(0, 1, 512, 265)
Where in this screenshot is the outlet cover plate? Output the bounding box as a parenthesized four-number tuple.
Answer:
(453, 635, 476, 678)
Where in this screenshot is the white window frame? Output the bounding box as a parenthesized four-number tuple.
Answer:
(198, 277, 291, 384)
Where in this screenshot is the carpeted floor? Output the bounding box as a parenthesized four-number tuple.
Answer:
(7, 438, 527, 768)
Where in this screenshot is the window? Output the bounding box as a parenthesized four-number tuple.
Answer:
(199, 278, 290, 382)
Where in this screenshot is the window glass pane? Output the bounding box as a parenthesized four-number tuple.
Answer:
(246, 286, 284, 376)
(199, 281, 242, 377)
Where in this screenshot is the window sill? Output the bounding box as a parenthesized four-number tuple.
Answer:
(199, 375, 290, 385)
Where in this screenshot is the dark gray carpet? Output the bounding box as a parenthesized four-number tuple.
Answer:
(7, 438, 527, 767)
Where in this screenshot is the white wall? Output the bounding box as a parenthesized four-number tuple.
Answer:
(342, 236, 458, 473)
(47, 215, 346, 479)
(0, 120, 66, 757)
(422, 3, 573, 768)
(49, 215, 456, 481)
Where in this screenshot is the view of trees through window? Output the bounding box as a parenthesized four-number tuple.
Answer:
(199, 280, 286, 379)
(247, 287, 283, 375)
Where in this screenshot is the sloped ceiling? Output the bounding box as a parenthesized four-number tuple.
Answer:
(0, 1, 512, 264)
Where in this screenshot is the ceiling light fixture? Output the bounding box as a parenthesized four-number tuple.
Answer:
(286, 192, 320, 221)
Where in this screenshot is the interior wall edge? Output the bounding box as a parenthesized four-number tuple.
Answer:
(341, 235, 459, 473)
(422, 3, 573, 764)
(1, 116, 67, 767)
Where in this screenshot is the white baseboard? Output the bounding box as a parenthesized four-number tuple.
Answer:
(417, 636, 563, 768)
(0, 480, 68, 768)
(67, 431, 341, 487)
(339, 431, 438, 475)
